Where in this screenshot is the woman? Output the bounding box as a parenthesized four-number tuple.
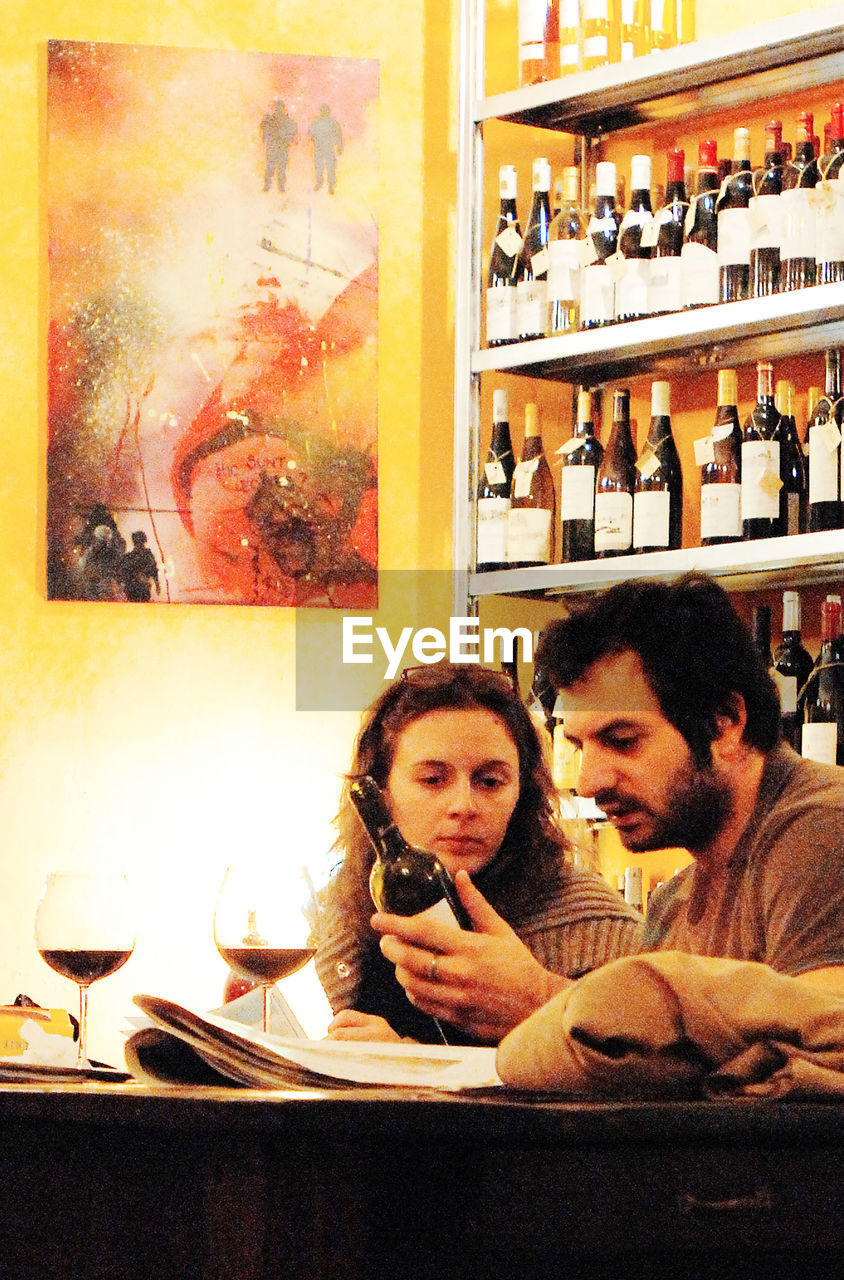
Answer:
(315, 662, 642, 1044)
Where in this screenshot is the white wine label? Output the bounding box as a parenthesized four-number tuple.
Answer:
(780, 188, 816, 259)
(809, 423, 839, 504)
(476, 496, 510, 563)
(741, 440, 781, 519)
(531, 246, 550, 276)
(518, 0, 550, 45)
(583, 35, 610, 61)
(560, 464, 596, 521)
(693, 435, 716, 466)
(633, 489, 670, 548)
(516, 278, 548, 337)
(484, 459, 508, 486)
(614, 258, 650, 317)
(772, 669, 797, 714)
(547, 240, 581, 302)
(749, 194, 782, 249)
(580, 263, 614, 324)
(495, 224, 523, 257)
(635, 446, 660, 480)
(486, 286, 517, 343)
(814, 180, 844, 262)
(507, 506, 552, 563)
(416, 898, 463, 929)
(649, 257, 683, 313)
(594, 491, 633, 552)
(512, 456, 540, 498)
(701, 483, 741, 540)
(717, 207, 752, 266)
(802, 720, 838, 767)
(681, 242, 719, 307)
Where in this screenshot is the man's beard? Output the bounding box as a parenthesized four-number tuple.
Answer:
(598, 758, 733, 853)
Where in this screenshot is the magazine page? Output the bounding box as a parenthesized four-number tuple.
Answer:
(128, 994, 502, 1091)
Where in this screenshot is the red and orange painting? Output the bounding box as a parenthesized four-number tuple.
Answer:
(46, 40, 378, 606)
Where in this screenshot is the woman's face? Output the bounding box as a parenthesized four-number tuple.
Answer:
(384, 707, 521, 877)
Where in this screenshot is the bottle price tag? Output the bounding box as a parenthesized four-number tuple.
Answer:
(531, 247, 549, 276)
(636, 445, 661, 479)
(495, 225, 523, 257)
(485, 459, 509, 485)
(512, 457, 539, 498)
(693, 435, 716, 466)
(639, 217, 660, 248)
(759, 467, 784, 499)
(605, 251, 628, 284)
(557, 437, 584, 456)
(712, 422, 736, 442)
(815, 418, 841, 453)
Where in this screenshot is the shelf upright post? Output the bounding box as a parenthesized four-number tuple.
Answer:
(452, 0, 486, 623)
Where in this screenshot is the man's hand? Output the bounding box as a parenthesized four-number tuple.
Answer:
(372, 870, 570, 1043)
(325, 1010, 402, 1042)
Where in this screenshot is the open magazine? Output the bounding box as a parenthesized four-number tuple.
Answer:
(126, 994, 502, 1091)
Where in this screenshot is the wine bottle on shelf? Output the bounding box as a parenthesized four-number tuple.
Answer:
(548, 164, 585, 335)
(581, 0, 621, 70)
(716, 127, 754, 303)
(749, 120, 784, 298)
(807, 347, 844, 532)
(633, 379, 683, 552)
(649, 148, 689, 316)
(559, 0, 582, 75)
(560, 387, 604, 562)
(773, 590, 814, 753)
(476, 389, 515, 573)
(614, 154, 654, 322)
(699, 367, 742, 547)
(594, 388, 636, 558)
(801, 596, 844, 767)
(820, 101, 844, 178)
(681, 138, 720, 309)
(517, 0, 560, 86)
(781, 112, 819, 292)
(486, 165, 523, 348)
(517, 157, 553, 340)
(741, 360, 785, 541)
(581, 161, 621, 329)
(774, 379, 807, 536)
(815, 104, 844, 286)
(507, 403, 556, 568)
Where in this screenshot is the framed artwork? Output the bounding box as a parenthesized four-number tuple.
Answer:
(46, 40, 378, 606)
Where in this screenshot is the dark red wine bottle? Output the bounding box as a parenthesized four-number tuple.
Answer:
(742, 360, 784, 541)
(581, 161, 621, 328)
(801, 596, 844, 766)
(781, 111, 819, 291)
(476, 389, 515, 572)
(517, 157, 552, 340)
(700, 368, 742, 546)
(486, 165, 523, 346)
(750, 120, 783, 298)
(717, 126, 754, 302)
(681, 138, 720, 308)
(615, 154, 653, 322)
(816, 104, 844, 285)
(774, 379, 807, 536)
(560, 387, 604, 562)
(821, 101, 844, 179)
(594, 388, 636, 558)
(807, 347, 844, 531)
(773, 590, 814, 753)
(650, 148, 688, 316)
(633, 380, 683, 552)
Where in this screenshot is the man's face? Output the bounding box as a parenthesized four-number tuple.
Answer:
(557, 650, 733, 853)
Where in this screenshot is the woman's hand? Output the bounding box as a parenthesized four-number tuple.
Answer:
(325, 1010, 402, 1042)
(372, 870, 570, 1043)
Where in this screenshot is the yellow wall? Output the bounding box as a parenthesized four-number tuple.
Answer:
(2, 0, 455, 1060)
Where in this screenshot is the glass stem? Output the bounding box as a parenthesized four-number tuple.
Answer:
(78, 982, 88, 1064)
(263, 983, 271, 1034)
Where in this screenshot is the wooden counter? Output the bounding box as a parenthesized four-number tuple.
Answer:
(1, 1082, 842, 1279)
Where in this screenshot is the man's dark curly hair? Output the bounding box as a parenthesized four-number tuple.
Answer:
(535, 572, 781, 766)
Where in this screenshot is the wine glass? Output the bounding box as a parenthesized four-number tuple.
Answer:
(35, 872, 137, 1065)
(213, 864, 317, 1034)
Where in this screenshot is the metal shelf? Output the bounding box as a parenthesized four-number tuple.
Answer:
(479, 2, 844, 135)
(472, 285, 844, 385)
(470, 530, 844, 599)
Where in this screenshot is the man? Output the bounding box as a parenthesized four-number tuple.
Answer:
(535, 571, 844, 996)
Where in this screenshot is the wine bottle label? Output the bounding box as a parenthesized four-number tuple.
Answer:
(495, 224, 524, 257)
(516, 278, 549, 337)
(717, 207, 752, 266)
(583, 35, 609, 62)
(749, 194, 782, 250)
(701, 482, 741, 540)
(771, 669, 798, 714)
(680, 242, 719, 307)
(633, 489, 671, 548)
(693, 435, 716, 466)
(486, 286, 518, 343)
(547, 240, 581, 302)
(809, 423, 839, 503)
(484, 458, 509, 486)
(780, 188, 816, 260)
(802, 720, 838, 766)
(512, 456, 540, 498)
(614, 258, 651, 318)
(580, 263, 614, 324)
(507, 507, 552, 563)
(741, 440, 781, 520)
(594, 491, 633, 552)
(477, 496, 510, 564)
(813, 180, 844, 264)
(635, 445, 661, 480)
(560, 464, 596, 521)
(649, 257, 683, 313)
(518, 0, 551, 47)
(417, 898, 464, 929)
